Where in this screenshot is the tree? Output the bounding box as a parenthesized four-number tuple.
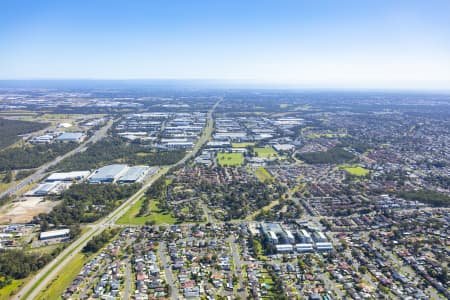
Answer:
(2, 171, 13, 183)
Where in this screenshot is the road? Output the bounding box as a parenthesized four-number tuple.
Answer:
(0, 119, 114, 199)
(16, 100, 220, 300)
(158, 241, 179, 299)
(229, 237, 247, 299)
(123, 258, 132, 300)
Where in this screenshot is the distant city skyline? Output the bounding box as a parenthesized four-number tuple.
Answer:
(1, 0, 450, 90)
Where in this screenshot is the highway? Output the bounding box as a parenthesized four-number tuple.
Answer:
(15, 100, 220, 300)
(0, 119, 114, 199)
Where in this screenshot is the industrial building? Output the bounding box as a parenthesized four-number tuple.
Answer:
(45, 171, 91, 182)
(88, 164, 129, 183)
(31, 182, 61, 196)
(55, 132, 85, 143)
(117, 166, 150, 183)
(39, 229, 70, 240)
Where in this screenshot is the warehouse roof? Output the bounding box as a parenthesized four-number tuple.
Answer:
(40, 229, 70, 239)
(45, 171, 90, 182)
(89, 164, 128, 182)
(118, 166, 149, 182)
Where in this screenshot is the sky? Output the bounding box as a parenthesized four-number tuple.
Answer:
(1, 0, 450, 90)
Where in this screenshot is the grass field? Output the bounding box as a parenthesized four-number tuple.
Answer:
(217, 153, 244, 166)
(254, 147, 277, 158)
(231, 142, 255, 148)
(341, 165, 369, 176)
(116, 197, 177, 225)
(306, 133, 347, 139)
(254, 167, 273, 182)
(35, 253, 87, 300)
(0, 279, 25, 300)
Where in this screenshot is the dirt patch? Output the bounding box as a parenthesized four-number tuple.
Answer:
(0, 197, 60, 224)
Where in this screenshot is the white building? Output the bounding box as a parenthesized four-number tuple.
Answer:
(39, 229, 70, 240)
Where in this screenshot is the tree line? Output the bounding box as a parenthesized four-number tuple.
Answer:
(0, 143, 77, 171)
(50, 136, 185, 171)
(35, 183, 141, 226)
(296, 147, 355, 164)
(82, 228, 121, 254)
(397, 189, 450, 207)
(0, 118, 48, 150)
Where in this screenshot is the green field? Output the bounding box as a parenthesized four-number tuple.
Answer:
(116, 197, 177, 225)
(217, 153, 244, 166)
(231, 142, 255, 148)
(0, 279, 25, 300)
(306, 133, 347, 139)
(341, 165, 369, 176)
(254, 167, 273, 182)
(35, 253, 87, 300)
(254, 147, 277, 158)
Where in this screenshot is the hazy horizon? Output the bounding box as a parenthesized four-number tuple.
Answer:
(1, 0, 450, 90)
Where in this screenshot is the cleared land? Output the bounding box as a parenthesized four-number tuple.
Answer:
(341, 165, 369, 176)
(0, 197, 60, 224)
(254, 167, 273, 182)
(254, 147, 277, 158)
(116, 197, 177, 225)
(217, 153, 244, 166)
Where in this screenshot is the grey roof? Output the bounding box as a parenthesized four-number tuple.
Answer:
(117, 166, 149, 182)
(56, 132, 84, 141)
(89, 164, 128, 182)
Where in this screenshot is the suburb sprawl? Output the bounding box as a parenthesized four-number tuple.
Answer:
(0, 88, 449, 300)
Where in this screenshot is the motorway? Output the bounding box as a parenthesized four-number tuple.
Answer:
(0, 119, 114, 199)
(15, 100, 220, 300)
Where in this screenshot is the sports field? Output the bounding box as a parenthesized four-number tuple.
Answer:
(341, 165, 369, 176)
(217, 152, 244, 166)
(254, 147, 277, 158)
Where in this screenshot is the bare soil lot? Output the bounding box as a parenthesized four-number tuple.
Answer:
(0, 197, 60, 224)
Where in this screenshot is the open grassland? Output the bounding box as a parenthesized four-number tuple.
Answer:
(0, 279, 25, 300)
(217, 152, 244, 166)
(254, 147, 277, 158)
(232, 142, 255, 148)
(254, 167, 273, 182)
(341, 165, 369, 176)
(116, 197, 177, 225)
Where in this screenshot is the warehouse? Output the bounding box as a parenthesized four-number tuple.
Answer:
(32, 182, 61, 196)
(56, 132, 85, 143)
(88, 164, 129, 183)
(117, 165, 150, 183)
(39, 229, 70, 240)
(45, 171, 91, 182)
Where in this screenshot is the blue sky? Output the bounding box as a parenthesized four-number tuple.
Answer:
(1, 0, 450, 89)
